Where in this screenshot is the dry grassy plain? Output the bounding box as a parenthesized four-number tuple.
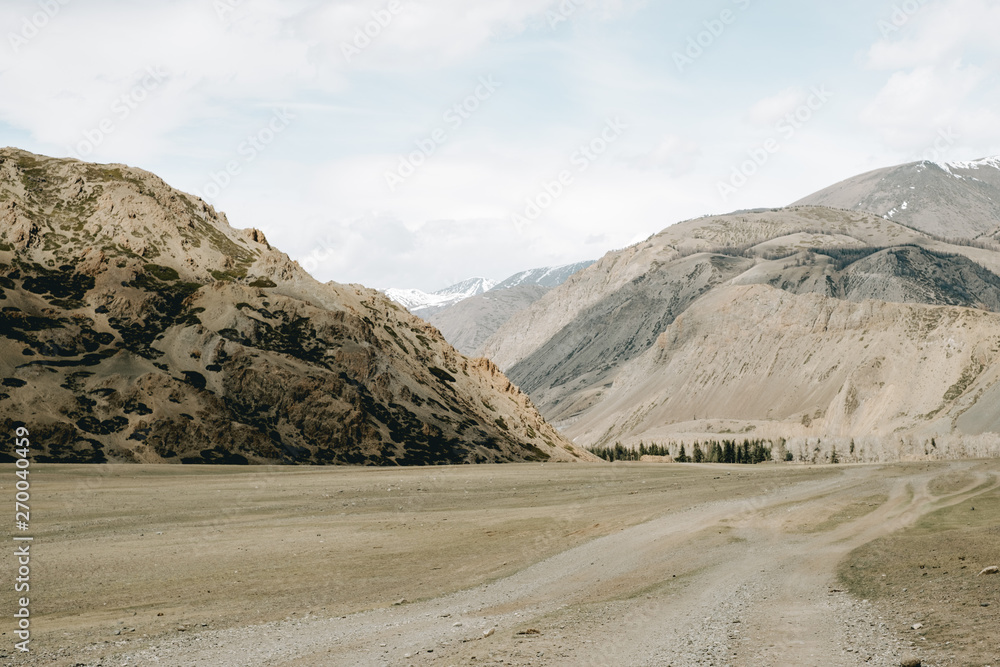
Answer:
(2, 460, 997, 666)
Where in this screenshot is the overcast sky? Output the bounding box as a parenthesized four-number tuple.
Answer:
(2, 0, 999, 291)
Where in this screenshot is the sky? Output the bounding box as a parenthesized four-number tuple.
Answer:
(1, 0, 999, 291)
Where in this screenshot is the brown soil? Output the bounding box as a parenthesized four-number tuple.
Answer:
(2, 460, 996, 666)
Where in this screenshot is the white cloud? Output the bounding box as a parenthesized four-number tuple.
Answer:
(0, 1, 317, 157)
(867, 0, 1000, 70)
(4, 0, 998, 290)
(860, 63, 985, 148)
(861, 0, 1000, 156)
(622, 135, 701, 175)
(745, 87, 807, 127)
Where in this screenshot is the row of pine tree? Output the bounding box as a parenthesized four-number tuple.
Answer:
(588, 439, 775, 464)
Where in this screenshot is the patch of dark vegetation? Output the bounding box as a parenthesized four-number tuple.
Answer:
(248, 277, 277, 288)
(0, 309, 64, 343)
(2, 378, 26, 388)
(127, 426, 150, 442)
(76, 415, 129, 435)
(20, 348, 117, 368)
(429, 367, 456, 383)
(218, 314, 328, 365)
(23, 421, 108, 463)
(334, 371, 474, 465)
(143, 264, 179, 281)
(19, 262, 94, 308)
(122, 399, 153, 416)
(109, 269, 203, 358)
(59, 371, 94, 392)
(181, 449, 250, 465)
(182, 371, 207, 390)
(177, 306, 205, 327)
(210, 268, 248, 282)
(590, 439, 774, 463)
(383, 325, 409, 354)
(518, 442, 550, 463)
(73, 395, 97, 414)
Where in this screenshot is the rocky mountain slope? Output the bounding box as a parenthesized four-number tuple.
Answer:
(398, 261, 596, 356)
(492, 261, 595, 291)
(0, 148, 593, 465)
(427, 284, 549, 356)
(794, 157, 1000, 238)
(481, 204, 1000, 460)
(389, 261, 595, 335)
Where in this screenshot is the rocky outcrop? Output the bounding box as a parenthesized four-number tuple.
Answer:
(428, 284, 549, 356)
(0, 149, 594, 465)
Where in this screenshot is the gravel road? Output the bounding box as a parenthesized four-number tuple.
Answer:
(93, 463, 992, 666)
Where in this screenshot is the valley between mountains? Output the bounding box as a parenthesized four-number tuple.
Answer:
(3, 149, 1000, 666)
(7, 148, 1000, 465)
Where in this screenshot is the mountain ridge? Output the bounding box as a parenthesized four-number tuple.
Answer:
(383, 261, 595, 318)
(794, 156, 1000, 238)
(479, 199, 1000, 461)
(0, 148, 594, 465)
(384, 277, 497, 314)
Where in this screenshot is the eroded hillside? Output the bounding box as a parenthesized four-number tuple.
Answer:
(482, 206, 1000, 460)
(0, 149, 592, 464)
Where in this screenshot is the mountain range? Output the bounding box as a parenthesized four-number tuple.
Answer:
(482, 156, 1000, 462)
(6, 148, 1000, 466)
(382, 261, 595, 356)
(384, 261, 594, 316)
(0, 148, 594, 465)
(383, 277, 498, 316)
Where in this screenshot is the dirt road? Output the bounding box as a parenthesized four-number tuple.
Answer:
(87, 461, 995, 666)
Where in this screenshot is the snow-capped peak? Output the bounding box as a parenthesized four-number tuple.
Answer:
(383, 277, 496, 313)
(435, 277, 498, 300)
(945, 156, 1000, 171)
(383, 262, 594, 314)
(492, 261, 596, 291)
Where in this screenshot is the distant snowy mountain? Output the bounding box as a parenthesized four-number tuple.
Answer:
(385, 262, 595, 323)
(440, 277, 499, 299)
(493, 261, 596, 291)
(384, 277, 497, 314)
(795, 156, 1000, 238)
(425, 261, 596, 355)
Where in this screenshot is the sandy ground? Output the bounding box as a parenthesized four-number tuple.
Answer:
(2, 460, 997, 666)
